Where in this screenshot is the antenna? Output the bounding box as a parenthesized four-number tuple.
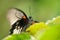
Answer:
(29, 6, 31, 16)
(28, 6, 39, 23)
(29, 6, 33, 20)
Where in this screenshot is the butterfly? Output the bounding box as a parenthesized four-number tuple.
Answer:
(7, 8, 38, 34)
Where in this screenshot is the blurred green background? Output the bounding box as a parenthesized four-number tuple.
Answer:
(0, 0, 60, 40)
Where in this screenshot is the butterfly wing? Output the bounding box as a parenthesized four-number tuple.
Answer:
(7, 8, 28, 26)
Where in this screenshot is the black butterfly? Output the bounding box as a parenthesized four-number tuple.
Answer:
(7, 8, 38, 34)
